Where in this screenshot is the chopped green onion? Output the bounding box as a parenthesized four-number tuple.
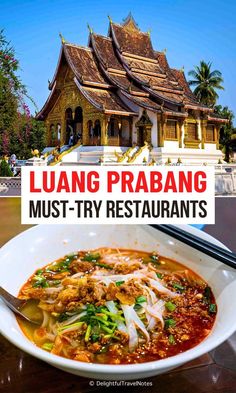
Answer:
(90, 316, 110, 326)
(83, 253, 100, 262)
(36, 269, 43, 275)
(58, 312, 70, 322)
(57, 321, 83, 332)
(32, 275, 49, 288)
(100, 325, 114, 334)
(95, 262, 113, 270)
(209, 304, 217, 313)
(143, 254, 160, 265)
(165, 319, 176, 329)
(165, 302, 176, 312)
(134, 304, 143, 311)
(52, 280, 61, 286)
(85, 324, 92, 342)
(156, 272, 163, 279)
(42, 342, 54, 351)
(91, 334, 100, 342)
(204, 286, 212, 301)
(136, 295, 147, 304)
(150, 254, 160, 264)
(116, 280, 125, 286)
(168, 334, 175, 345)
(86, 304, 96, 313)
(101, 309, 125, 321)
(172, 282, 185, 292)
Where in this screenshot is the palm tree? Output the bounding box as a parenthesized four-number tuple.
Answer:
(188, 61, 224, 107)
(215, 105, 236, 162)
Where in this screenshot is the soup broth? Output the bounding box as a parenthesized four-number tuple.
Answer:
(18, 248, 217, 364)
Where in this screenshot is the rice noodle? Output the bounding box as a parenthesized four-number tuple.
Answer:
(42, 310, 50, 328)
(60, 311, 87, 326)
(121, 305, 138, 351)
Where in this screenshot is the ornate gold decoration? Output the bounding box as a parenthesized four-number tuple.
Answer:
(59, 33, 66, 44)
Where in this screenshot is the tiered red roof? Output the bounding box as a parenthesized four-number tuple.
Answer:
(37, 14, 222, 120)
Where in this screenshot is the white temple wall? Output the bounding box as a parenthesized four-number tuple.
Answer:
(204, 143, 218, 151)
(163, 140, 179, 150)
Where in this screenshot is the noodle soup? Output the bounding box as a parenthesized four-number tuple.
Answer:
(18, 248, 217, 364)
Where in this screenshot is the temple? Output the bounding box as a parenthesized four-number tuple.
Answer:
(37, 14, 227, 165)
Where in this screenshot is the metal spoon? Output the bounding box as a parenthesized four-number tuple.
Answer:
(0, 286, 42, 325)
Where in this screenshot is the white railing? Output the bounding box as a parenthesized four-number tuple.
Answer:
(0, 177, 21, 196)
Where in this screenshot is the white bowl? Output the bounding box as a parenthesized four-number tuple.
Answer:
(0, 224, 236, 380)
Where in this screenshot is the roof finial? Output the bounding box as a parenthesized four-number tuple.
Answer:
(162, 48, 167, 54)
(147, 29, 151, 37)
(180, 65, 185, 72)
(108, 15, 113, 23)
(122, 12, 139, 30)
(87, 23, 93, 34)
(59, 32, 66, 44)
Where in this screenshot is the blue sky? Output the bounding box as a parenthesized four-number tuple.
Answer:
(1, 0, 236, 119)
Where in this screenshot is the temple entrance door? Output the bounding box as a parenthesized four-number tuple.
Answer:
(92, 119, 101, 146)
(135, 110, 153, 146)
(137, 126, 145, 146)
(74, 107, 83, 144)
(65, 108, 74, 145)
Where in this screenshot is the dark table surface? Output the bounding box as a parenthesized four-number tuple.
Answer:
(0, 197, 236, 393)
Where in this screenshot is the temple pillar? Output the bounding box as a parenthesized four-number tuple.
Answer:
(82, 119, 90, 145)
(183, 121, 188, 147)
(201, 120, 207, 149)
(61, 115, 67, 145)
(145, 126, 152, 144)
(158, 114, 166, 147)
(215, 125, 220, 149)
(45, 120, 50, 146)
(177, 120, 182, 148)
(101, 116, 108, 146)
(197, 119, 202, 145)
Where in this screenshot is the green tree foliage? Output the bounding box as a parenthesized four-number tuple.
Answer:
(214, 105, 236, 162)
(0, 29, 25, 137)
(0, 160, 13, 177)
(188, 61, 224, 107)
(0, 30, 45, 158)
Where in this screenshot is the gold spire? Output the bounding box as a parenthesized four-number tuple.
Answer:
(180, 65, 185, 72)
(147, 29, 151, 37)
(108, 15, 113, 23)
(59, 32, 66, 44)
(87, 23, 93, 34)
(162, 48, 167, 54)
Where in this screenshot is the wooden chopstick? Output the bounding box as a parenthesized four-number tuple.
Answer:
(149, 224, 236, 270)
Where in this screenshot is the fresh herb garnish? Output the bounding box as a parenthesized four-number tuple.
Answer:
(116, 280, 125, 286)
(143, 253, 160, 265)
(165, 302, 176, 312)
(83, 253, 100, 262)
(134, 303, 143, 311)
(156, 272, 163, 279)
(32, 275, 49, 288)
(168, 334, 176, 345)
(91, 333, 100, 342)
(209, 303, 217, 313)
(136, 295, 147, 303)
(46, 254, 77, 273)
(165, 319, 176, 329)
(95, 262, 113, 270)
(42, 342, 54, 351)
(172, 282, 185, 292)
